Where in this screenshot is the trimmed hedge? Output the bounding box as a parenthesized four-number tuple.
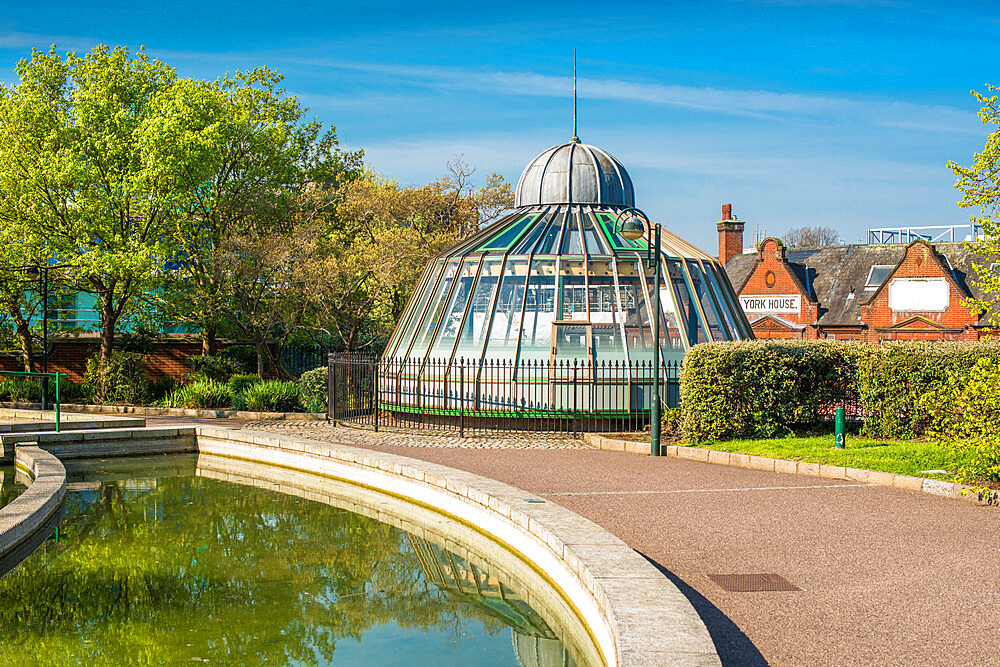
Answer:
(681, 341, 857, 443)
(857, 342, 1000, 439)
(681, 340, 1000, 444)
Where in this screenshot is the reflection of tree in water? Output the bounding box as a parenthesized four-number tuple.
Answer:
(0, 474, 542, 664)
(0, 467, 27, 509)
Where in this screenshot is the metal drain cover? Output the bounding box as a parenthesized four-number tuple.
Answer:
(707, 573, 800, 592)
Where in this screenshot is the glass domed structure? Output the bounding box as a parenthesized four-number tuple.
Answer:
(385, 140, 751, 367)
(370, 138, 752, 426)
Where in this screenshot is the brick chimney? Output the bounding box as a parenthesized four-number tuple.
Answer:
(717, 203, 745, 266)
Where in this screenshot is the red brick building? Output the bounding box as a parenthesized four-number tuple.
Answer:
(717, 207, 992, 342)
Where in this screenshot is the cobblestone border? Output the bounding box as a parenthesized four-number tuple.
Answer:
(196, 426, 721, 666)
(584, 434, 999, 506)
(0, 446, 65, 562)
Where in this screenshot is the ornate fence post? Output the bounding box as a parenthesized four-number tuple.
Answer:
(373, 356, 379, 433)
(459, 358, 465, 438)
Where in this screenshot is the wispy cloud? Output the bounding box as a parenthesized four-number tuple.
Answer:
(294, 58, 979, 135)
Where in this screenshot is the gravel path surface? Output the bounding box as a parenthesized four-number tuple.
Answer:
(145, 417, 999, 665)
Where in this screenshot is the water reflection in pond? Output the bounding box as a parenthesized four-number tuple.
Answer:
(0, 455, 587, 666)
(0, 465, 27, 509)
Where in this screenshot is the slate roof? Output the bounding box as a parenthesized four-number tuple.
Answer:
(725, 242, 993, 327)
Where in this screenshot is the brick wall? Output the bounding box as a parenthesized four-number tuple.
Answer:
(859, 241, 981, 343)
(738, 239, 820, 339)
(0, 337, 204, 383)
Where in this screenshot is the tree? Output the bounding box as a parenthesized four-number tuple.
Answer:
(781, 226, 840, 248)
(145, 68, 362, 355)
(320, 160, 513, 353)
(0, 46, 179, 362)
(948, 84, 1000, 329)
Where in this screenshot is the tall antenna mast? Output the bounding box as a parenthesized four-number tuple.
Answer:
(571, 47, 580, 143)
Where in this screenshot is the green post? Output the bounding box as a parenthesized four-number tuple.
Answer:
(54, 373, 60, 433)
(835, 407, 845, 449)
(650, 223, 662, 457)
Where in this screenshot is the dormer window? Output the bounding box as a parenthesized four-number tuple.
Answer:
(865, 265, 894, 290)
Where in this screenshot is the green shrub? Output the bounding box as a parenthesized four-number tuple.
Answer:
(661, 407, 682, 435)
(84, 351, 151, 405)
(160, 379, 234, 409)
(923, 357, 1000, 493)
(856, 342, 1000, 439)
(0, 376, 43, 403)
(188, 354, 242, 382)
(235, 380, 301, 412)
(228, 374, 262, 395)
(220, 345, 258, 374)
(148, 376, 177, 401)
(297, 366, 328, 413)
(58, 379, 92, 404)
(681, 340, 858, 444)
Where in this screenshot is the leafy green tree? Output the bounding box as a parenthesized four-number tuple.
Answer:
(322, 161, 513, 353)
(0, 46, 179, 362)
(145, 68, 362, 355)
(949, 84, 1000, 327)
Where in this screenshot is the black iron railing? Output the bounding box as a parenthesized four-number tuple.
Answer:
(328, 354, 680, 435)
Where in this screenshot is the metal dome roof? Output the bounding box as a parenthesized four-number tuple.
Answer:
(514, 141, 635, 208)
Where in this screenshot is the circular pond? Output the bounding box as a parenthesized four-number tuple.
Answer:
(0, 454, 598, 666)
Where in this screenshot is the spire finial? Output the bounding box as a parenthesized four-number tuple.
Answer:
(571, 48, 580, 143)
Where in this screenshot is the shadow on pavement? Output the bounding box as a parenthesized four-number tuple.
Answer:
(638, 552, 768, 667)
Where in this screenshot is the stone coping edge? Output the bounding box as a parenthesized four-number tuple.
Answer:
(0, 407, 145, 432)
(195, 426, 721, 666)
(0, 446, 66, 558)
(584, 434, 999, 506)
(0, 401, 325, 422)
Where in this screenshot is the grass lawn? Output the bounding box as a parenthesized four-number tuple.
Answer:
(694, 436, 975, 481)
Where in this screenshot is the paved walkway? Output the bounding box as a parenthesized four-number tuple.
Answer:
(153, 418, 998, 665)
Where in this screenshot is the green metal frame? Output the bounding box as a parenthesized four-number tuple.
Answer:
(0, 370, 62, 432)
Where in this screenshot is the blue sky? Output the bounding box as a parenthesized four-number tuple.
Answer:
(1, 1, 997, 251)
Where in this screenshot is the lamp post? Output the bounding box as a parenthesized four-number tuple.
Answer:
(614, 208, 663, 457)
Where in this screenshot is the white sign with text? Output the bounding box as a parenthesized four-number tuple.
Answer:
(740, 294, 801, 314)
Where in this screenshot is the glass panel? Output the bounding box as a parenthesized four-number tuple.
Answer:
(453, 258, 502, 360)
(411, 260, 459, 357)
(559, 260, 587, 320)
(588, 260, 627, 362)
(482, 259, 528, 359)
(429, 258, 480, 359)
(654, 260, 685, 358)
(552, 323, 590, 362)
(535, 212, 565, 255)
(666, 261, 708, 346)
(477, 214, 535, 252)
(686, 261, 726, 341)
(559, 212, 584, 255)
(714, 262, 753, 339)
(386, 261, 441, 359)
(615, 259, 654, 362)
(518, 259, 557, 361)
(511, 212, 552, 254)
(703, 262, 740, 340)
(583, 212, 610, 255)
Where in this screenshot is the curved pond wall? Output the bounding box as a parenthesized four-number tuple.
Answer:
(0, 447, 65, 576)
(195, 426, 720, 666)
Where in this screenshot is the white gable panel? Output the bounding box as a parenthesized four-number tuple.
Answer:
(888, 278, 949, 312)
